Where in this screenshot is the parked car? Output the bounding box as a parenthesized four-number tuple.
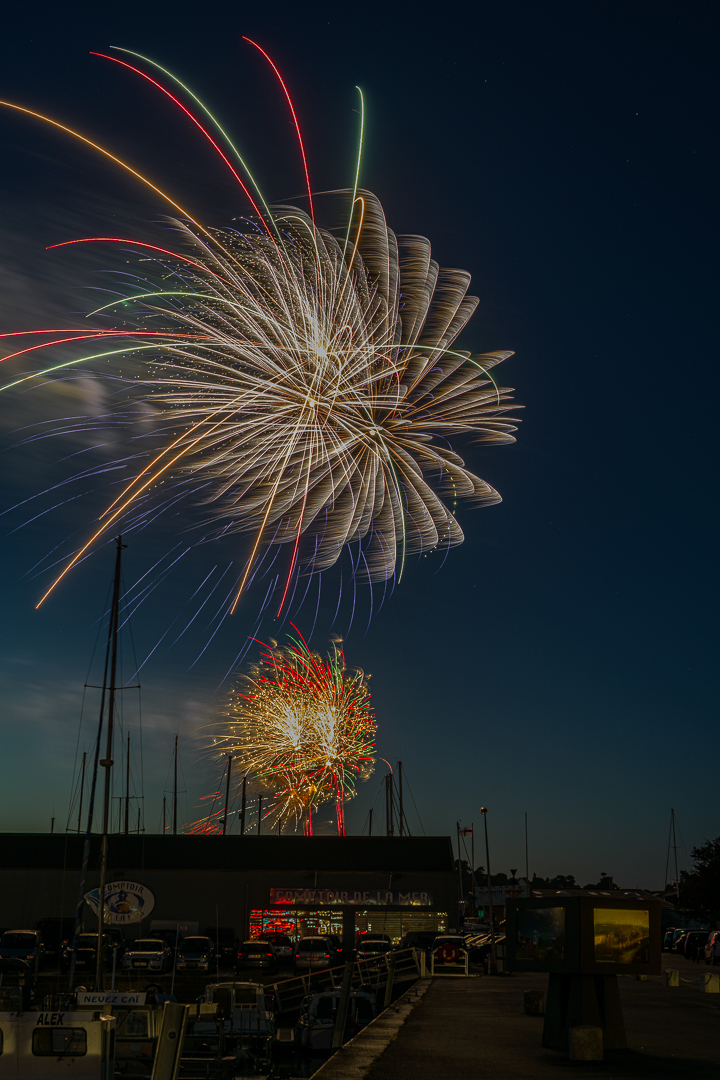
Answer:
(433, 937, 468, 954)
(682, 931, 709, 962)
(235, 940, 279, 975)
(60, 933, 113, 974)
(35, 917, 75, 965)
(396, 931, 438, 958)
(121, 938, 172, 973)
(257, 932, 294, 963)
(355, 934, 392, 962)
(327, 934, 348, 963)
(294, 937, 336, 972)
(672, 931, 688, 954)
(670, 929, 687, 952)
(202, 925, 239, 968)
(704, 931, 720, 965)
(0, 930, 44, 970)
(662, 928, 676, 951)
(151, 927, 181, 958)
(175, 935, 216, 974)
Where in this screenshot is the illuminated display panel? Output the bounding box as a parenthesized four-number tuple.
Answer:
(593, 907, 650, 964)
(516, 906, 565, 961)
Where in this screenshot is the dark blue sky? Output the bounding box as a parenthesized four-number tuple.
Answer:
(0, 1, 716, 887)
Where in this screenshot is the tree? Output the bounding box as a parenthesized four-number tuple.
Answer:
(530, 873, 578, 890)
(678, 837, 720, 926)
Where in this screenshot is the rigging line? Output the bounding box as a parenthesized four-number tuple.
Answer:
(65, 576, 112, 829)
(203, 759, 227, 834)
(124, 572, 145, 821)
(403, 770, 425, 836)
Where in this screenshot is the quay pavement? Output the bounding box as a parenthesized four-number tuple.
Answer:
(314, 954, 720, 1079)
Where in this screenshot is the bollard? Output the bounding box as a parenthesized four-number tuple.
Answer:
(568, 1025, 603, 1061)
(663, 969, 680, 987)
(524, 990, 544, 1015)
(700, 973, 720, 994)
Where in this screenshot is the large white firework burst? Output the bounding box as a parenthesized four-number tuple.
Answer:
(0, 46, 520, 613)
(78, 190, 519, 606)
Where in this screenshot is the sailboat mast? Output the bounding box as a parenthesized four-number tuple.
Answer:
(222, 754, 233, 836)
(672, 808, 679, 905)
(240, 776, 247, 835)
(77, 752, 87, 834)
(398, 761, 404, 836)
(173, 735, 178, 836)
(95, 534, 124, 990)
(124, 735, 130, 835)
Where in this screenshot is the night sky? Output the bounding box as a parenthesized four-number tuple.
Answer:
(0, 2, 716, 889)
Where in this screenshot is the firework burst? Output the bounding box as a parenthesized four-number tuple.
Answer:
(210, 628, 375, 834)
(0, 44, 521, 620)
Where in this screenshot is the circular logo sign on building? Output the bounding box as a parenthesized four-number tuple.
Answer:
(84, 881, 155, 925)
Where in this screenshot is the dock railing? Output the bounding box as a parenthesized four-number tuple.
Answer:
(429, 944, 469, 977)
(265, 947, 421, 1014)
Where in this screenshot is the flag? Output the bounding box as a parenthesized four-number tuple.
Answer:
(459, 826, 473, 837)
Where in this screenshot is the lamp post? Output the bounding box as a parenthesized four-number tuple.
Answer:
(481, 808, 496, 966)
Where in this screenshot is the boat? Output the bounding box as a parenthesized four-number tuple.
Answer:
(182, 982, 274, 1074)
(295, 988, 377, 1050)
(0, 1007, 116, 1078)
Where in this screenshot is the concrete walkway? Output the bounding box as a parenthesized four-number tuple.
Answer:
(310, 980, 432, 1080)
(320, 957, 720, 1079)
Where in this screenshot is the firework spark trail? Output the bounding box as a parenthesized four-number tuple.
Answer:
(208, 629, 375, 834)
(0, 43, 520, 624)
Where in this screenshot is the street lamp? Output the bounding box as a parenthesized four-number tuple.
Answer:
(480, 808, 497, 962)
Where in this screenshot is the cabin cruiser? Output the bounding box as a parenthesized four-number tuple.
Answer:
(296, 989, 377, 1050)
(184, 982, 274, 1073)
(0, 1006, 115, 1078)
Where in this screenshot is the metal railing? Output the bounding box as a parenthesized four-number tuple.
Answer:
(429, 946, 470, 977)
(265, 948, 421, 1013)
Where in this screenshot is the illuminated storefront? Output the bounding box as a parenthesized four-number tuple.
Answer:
(250, 904, 447, 942)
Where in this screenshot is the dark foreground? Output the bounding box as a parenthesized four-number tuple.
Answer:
(357, 957, 720, 1080)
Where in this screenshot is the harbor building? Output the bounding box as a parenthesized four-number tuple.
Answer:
(0, 834, 457, 951)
